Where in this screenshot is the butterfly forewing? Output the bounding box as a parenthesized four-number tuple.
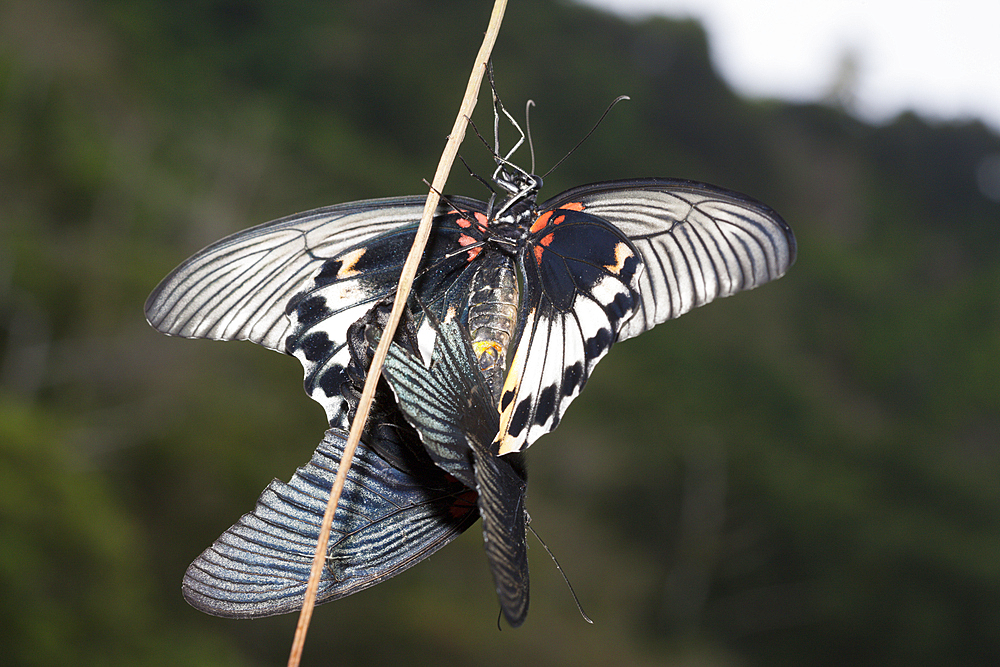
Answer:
(541, 178, 797, 341)
(144, 197, 443, 349)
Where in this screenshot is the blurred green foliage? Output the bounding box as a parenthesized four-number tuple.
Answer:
(2, 0, 999, 665)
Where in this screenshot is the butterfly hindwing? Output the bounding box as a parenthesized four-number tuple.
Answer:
(495, 205, 644, 454)
(182, 426, 479, 619)
(182, 301, 480, 619)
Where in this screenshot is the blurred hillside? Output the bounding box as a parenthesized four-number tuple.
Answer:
(2, 1, 999, 666)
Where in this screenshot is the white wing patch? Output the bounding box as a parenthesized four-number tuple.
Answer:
(145, 197, 469, 429)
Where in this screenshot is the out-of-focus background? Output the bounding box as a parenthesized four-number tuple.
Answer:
(2, 1, 998, 665)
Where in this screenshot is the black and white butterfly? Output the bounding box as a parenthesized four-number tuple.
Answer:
(181, 300, 531, 625)
(145, 144, 796, 457)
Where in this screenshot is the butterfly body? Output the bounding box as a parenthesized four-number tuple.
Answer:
(465, 250, 519, 402)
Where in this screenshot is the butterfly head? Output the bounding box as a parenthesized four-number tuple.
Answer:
(491, 169, 542, 223)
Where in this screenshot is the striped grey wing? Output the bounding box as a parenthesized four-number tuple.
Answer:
(182, 428, 478, 619)
(145, 196, 432, 351)
(542, 178, 797, 341)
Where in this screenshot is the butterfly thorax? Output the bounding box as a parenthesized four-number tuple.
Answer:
(490, 170, 541, 224)
(461, 173, 543, 402)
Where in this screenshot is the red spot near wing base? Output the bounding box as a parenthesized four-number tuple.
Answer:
(457, 233, 481, 261)
(529, 211, 553, 234)
(451, 210, 487, 230)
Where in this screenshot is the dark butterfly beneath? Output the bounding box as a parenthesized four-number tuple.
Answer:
(182, 300, 532, 626)
(381, 305, 531, 626)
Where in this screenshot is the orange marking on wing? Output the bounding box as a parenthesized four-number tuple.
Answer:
(533, 245, 544, 265)
(456, 216, 472, 228)
(541, 233, 554, 247)
(529, 211, 554, 234)
(560, 201, 585, 211)
(466, 246, 483, 261)
(458, 233, 477, 246)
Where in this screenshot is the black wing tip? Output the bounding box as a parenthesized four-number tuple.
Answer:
(504, 601, 529, 628)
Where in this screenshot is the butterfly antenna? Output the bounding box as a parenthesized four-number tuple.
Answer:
(542, 95, 630, 180)
(525, 99, 537, 175)
(527, 522, 594, 624)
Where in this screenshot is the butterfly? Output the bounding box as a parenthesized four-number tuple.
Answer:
(148, 95, 795, 625)
(181, 300, 533, 624)
(145, 162, 796, 460)
(181, 299, 532, 625)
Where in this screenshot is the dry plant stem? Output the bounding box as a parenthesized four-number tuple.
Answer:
(286, 1, 508, 665)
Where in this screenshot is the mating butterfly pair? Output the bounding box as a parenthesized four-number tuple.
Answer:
(146, 119, 796, 625)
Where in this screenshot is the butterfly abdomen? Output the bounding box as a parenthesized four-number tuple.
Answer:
(466, 252, 519, 403)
